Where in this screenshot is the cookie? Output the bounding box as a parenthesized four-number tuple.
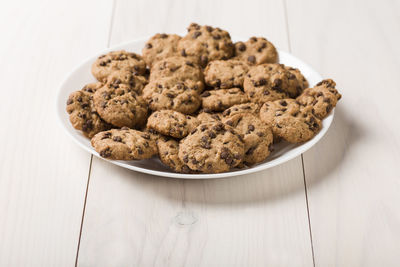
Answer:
(234, 37, 278, 65)
(142, 33, 182, 67)
(106, 69, 147, 93)
(93, 83, 148, 128)
(147, 110, 200, 138)
(201, 88, 249, 111)
(178, 23, 234, 67)
(223, 113, 273, 165)
(178, 122, 244, 173)
(66, 83, 111, 138)
(196, 111, 223, 124)
(91, 128, 157, 160)
(222, 103, 260, 118)
(259, 99, 321, 143)
(296, 79, 341, 119)
(156, 136, 194, 173)
(244, 63, 306, 104)
(149, 56, 204, 90)
(142, 77, 201, 114)
(204, 59, 249, 89)
(91, 50, 146, 82)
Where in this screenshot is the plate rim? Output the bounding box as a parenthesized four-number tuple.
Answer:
(56, 36, 334, 179)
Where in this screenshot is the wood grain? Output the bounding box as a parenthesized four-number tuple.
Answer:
(286, 0, 400, 266)
(77, 0, 314, 266)
(0, 0, 113, 266)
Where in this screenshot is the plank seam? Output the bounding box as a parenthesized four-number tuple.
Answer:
(283, 0, 316, 266)
(74, 1, 117, 265)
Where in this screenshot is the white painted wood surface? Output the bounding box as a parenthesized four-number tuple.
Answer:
(286, 0, 400, 266)
(0, 1, 113, 266)
(1, 0, 400, 266)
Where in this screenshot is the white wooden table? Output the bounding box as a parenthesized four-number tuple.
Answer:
(1, 0, 400, 266)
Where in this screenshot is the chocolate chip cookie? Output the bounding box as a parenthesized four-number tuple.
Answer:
(204, 59, 249, 89)
(296, 79, 341, 119)
(244, 63, 306, 104)
(156, 136, 194, 173)
(234, 37, 278, 65)
(91, 50, 146, 82)
(201, 88, 249, 111)
(93, 83, 148, 128)
(66, 83, 111, 138)
(106, 69, 148, 93)
(147, 110, 199, 138)
(259, 99, 321, 143)
(91, 128, 157, 160)
(178, 23, 234, 67)
(142, 33, 182, 67)
(149, 56, 204, 91)
(178, 122, 244, 173)
(142, 77, 201, 114)
(222, 103, 261, 118)
(224, 113, 273, 165)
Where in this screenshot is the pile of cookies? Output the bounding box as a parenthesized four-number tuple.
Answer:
(66, 23, 342, 174)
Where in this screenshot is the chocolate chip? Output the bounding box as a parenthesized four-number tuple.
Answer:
(200, 125, 207, 131)
(256, 132, 264, 137)
(166, 93, 175, 98)
(213, 34, 221, 40)
(100, 148, 111, 158)
(248, 124, 255, 132)
(146, 43, 152, 49)
(160, 33, 168, 38)
(181, 49, 187, 57)
(208, 131, 216, 138)
(246, 146, 256, 155)
(201, 91, 211, 97)
(200, 55, 208, 66)
(223, 109, 231, 116)
(183, 154, 189, 163)
(247, 55, 256, 64)
(326, 104, 332, 113)
(280, 100, 287, 106)
(113, 136, 122, 142)
(238, 43, 246, 51)
(191, 128, 198, 134)
(323, 97, 331, 103)
(212, 123, 224, 132)
(256, 78, 266, 86)
(82, 119, 93, 132)
(99, 61, 106, 66)
(206, 26, 213, 32)
(141, 134, 150, 140)
(193, 31, 202, 38)
(220, 147, 229, 159)
(186, 61, 194, 67)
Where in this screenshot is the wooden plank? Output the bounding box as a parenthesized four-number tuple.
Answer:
(0, 0, 113, 266)
(77, 0, 314, 266)
(286, 0, 400, 266)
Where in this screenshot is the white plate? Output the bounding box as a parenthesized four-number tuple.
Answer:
(56, 36, 333, 179)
